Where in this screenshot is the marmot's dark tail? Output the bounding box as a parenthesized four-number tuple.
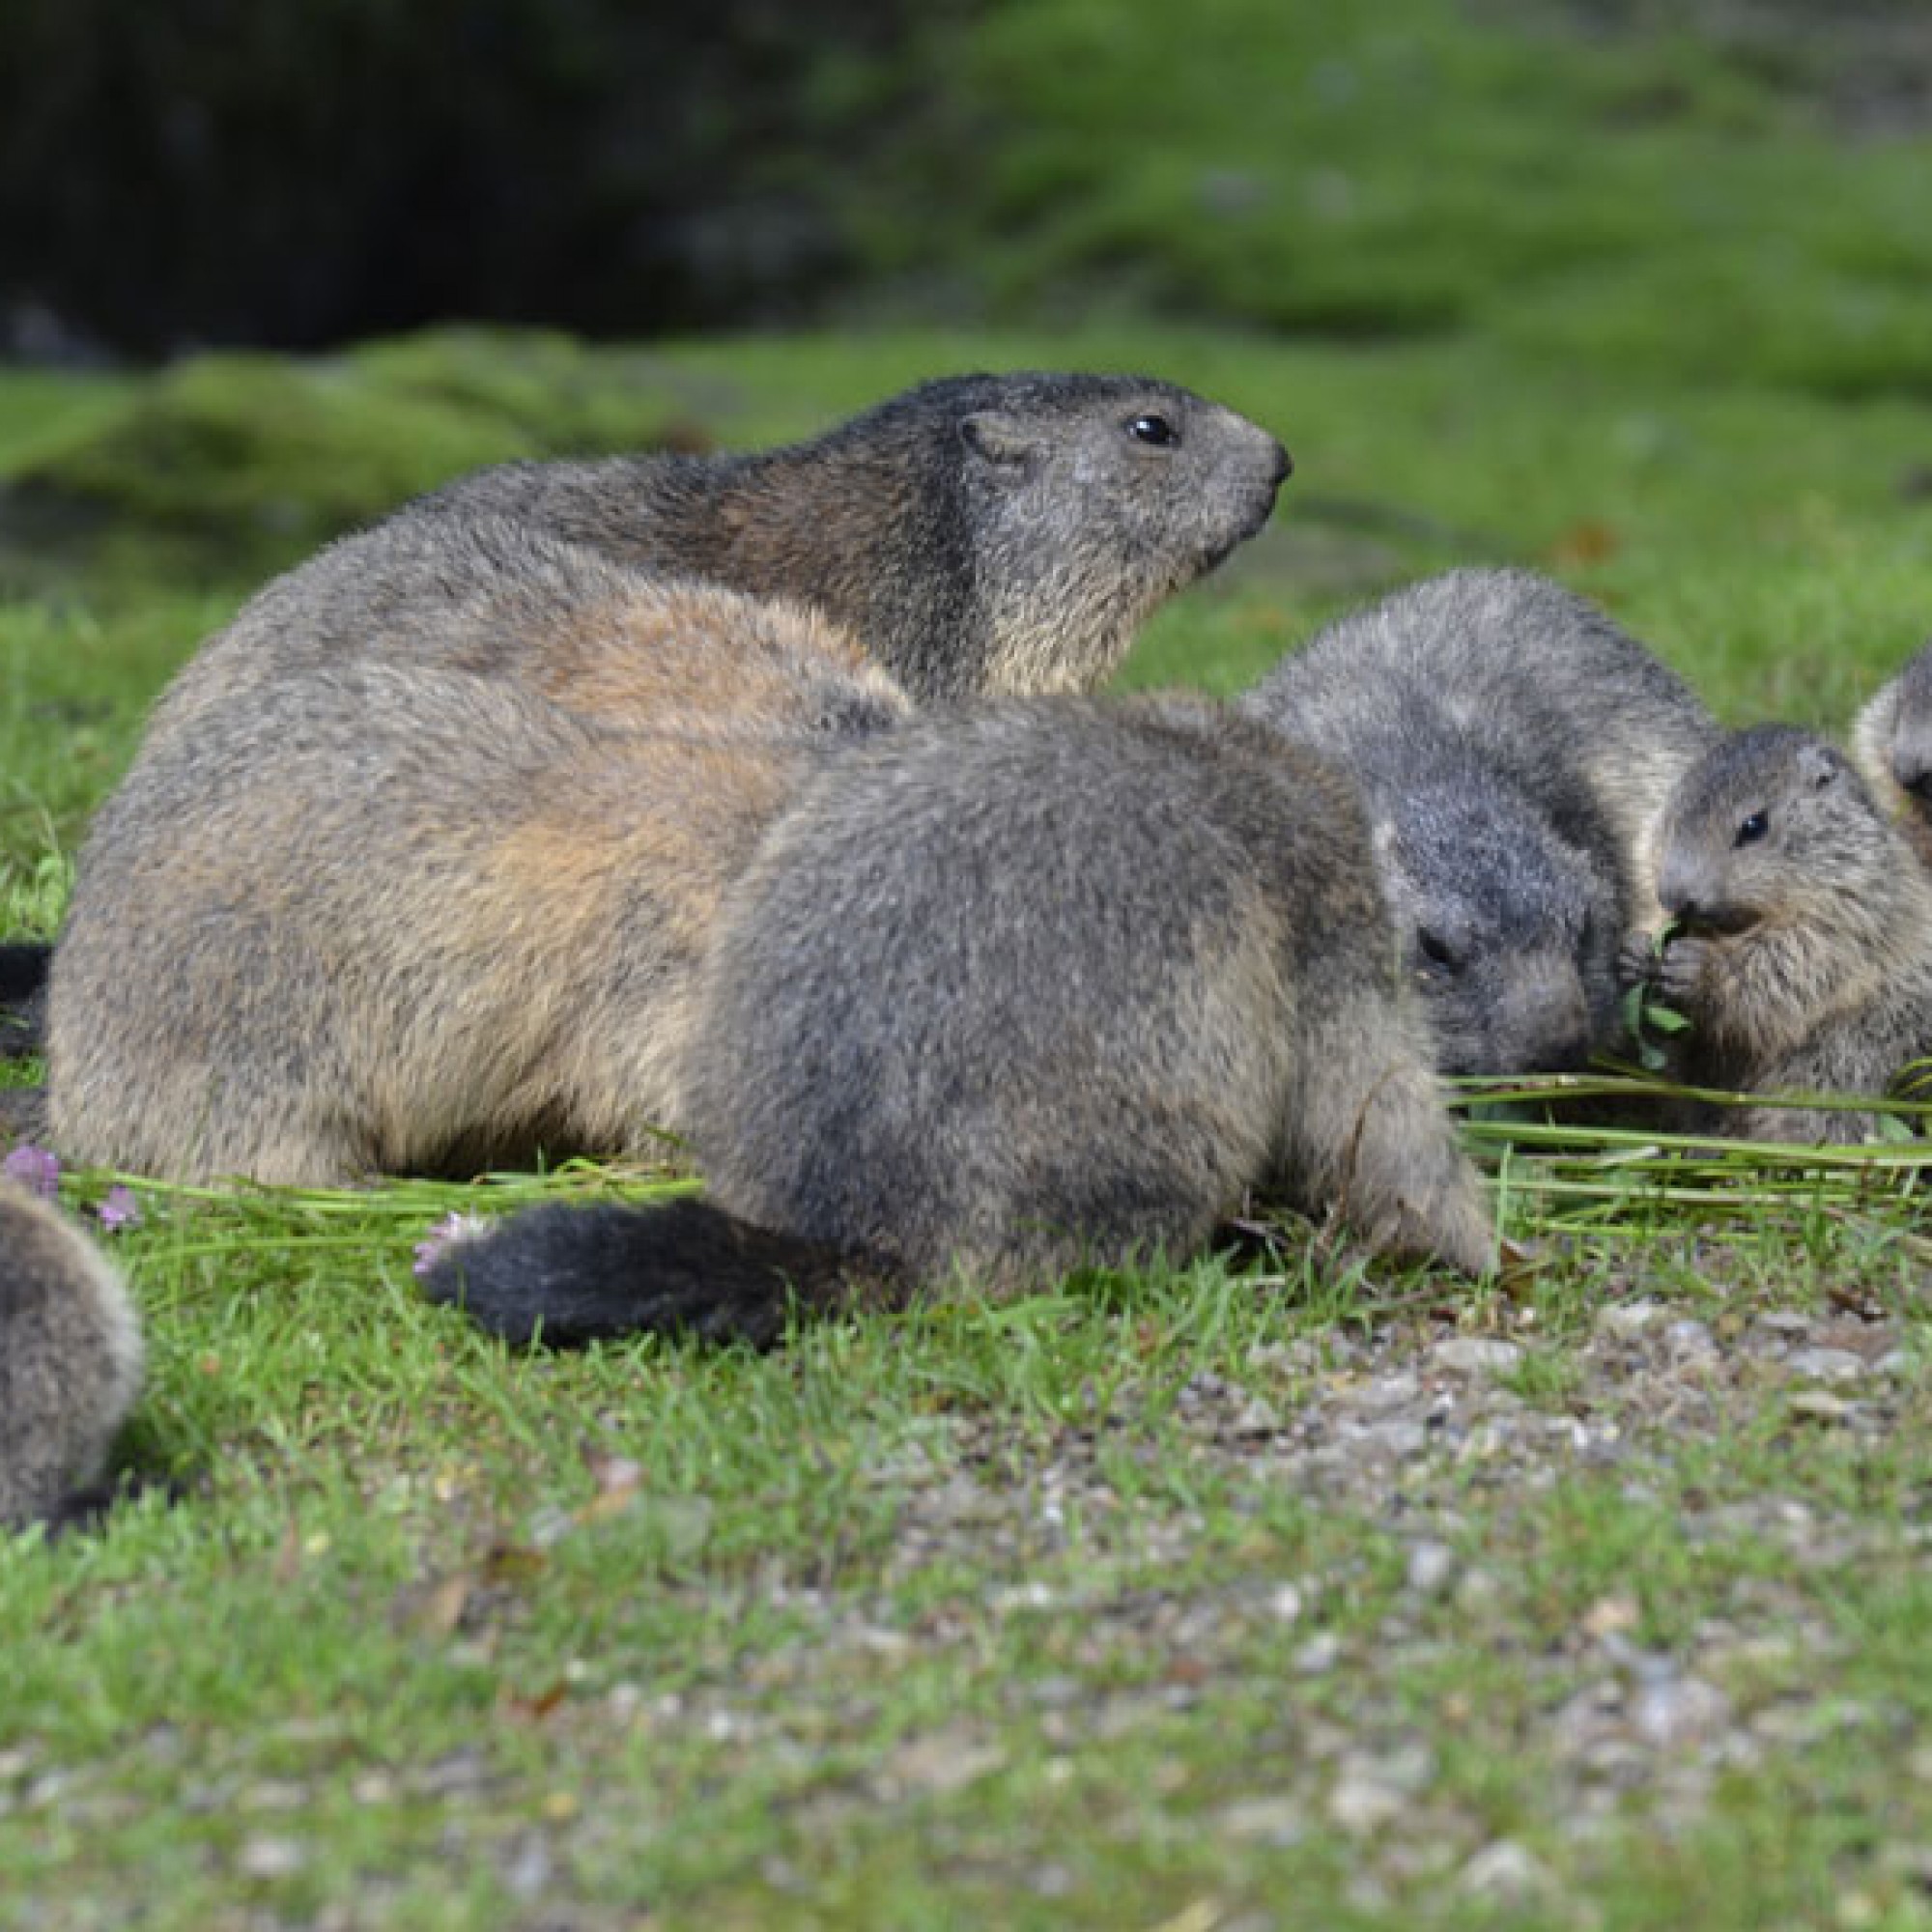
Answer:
(420, 1198, 885, 1350)
(0, 943, 51, 1059)
(36, 1473, 180, 1539)
(0, 942, 50, 1003)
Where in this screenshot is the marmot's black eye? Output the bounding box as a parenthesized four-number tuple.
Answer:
(1735, 810, 1769, 847)
(1416, 927, 1460, 972)
(1126, 412, 1178, 446)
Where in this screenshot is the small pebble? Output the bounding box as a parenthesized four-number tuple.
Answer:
(1787, 1389, 1855, 1424)
(1664, 1319, 1717, 1359)
(1328, 1745, 1435, 1834)
(1349, 1372, 1421, 1411)
(1431, 1337, 1521, 1376)
(1268, 1583, 1304, 1624)
(1328, 1773, 1406, 1835)
(236, 1836, 307, 1881)
(1782, 1348, 1867, 1383)
(1293, 1633, 1342, 1675)
(1214, 1794, 1307, 1845)
(1597, 1299, 1664, 1339)
(1630, 1675, 1731, 1749)
(503, 1833, 553, 1900)
(1458, 1838, 1554, 1902)
(1405, 1540, 1457, 1597)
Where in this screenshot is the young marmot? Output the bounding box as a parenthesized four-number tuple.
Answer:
(1, 1180, 143, 1532)
(1633, 724, 1932, 1144)
(48, 373, 1291, 1181)
(1240, 568, 1718, 1075)
(422, 697, 1497, 1348)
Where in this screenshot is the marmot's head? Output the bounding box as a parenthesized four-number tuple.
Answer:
(1656, 726, 1899, 941)
(1376, 766, 1623, 1077)
(845, 373, 1292, 695)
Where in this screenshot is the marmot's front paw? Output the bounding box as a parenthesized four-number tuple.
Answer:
(1617, 930, 1664, 993)
(1654, 935, 1711, 1008)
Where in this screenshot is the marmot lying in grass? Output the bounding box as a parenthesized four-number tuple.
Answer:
(1630, 724, 1932, 1144)
(47, 374, 1291, 1181)
(423, 697, 1497, 1349)
(1241, 568, 1718, 1075)
(0, 1180, 143, 1533)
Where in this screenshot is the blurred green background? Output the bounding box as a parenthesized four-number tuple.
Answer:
(7, 0, 1932, 387)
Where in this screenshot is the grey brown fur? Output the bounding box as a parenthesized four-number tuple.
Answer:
(54, 562, 914, 1181)
(1240, 568, 1718, 1075)
(1634, 724, 1932, 1143)
(1852, 638, 1932, 868)
(424, 697, 1495, 1350)
(49, 374, 1289, 1182)
(1, 1181, 143, 1531)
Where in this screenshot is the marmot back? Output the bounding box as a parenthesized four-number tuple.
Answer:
(407, 372, 1291, 700)
(34, 374, 1289, 775)
(423, 697, 1496, 1350)
(1240, 567, 1718, 1075)
(0, 1181, 143, 1532)
(1636, 724, 1932, 1143)
(1852, 638, 1932, 868)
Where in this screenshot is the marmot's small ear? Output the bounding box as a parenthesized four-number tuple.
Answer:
(960, 412, 1037, 466)
(1798, 740, 1842, 791)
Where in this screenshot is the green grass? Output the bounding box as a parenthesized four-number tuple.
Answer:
(9, 1164, 1932, 1927)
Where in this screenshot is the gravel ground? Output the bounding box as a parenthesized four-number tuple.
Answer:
(324, 1276, 1920, 1921)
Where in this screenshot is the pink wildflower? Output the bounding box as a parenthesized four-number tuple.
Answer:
(97, 1184, 143, 1234)
(1, 1143, 60, 1200)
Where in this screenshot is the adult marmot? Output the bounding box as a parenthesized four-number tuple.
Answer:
(49, 374, 1291, 1180)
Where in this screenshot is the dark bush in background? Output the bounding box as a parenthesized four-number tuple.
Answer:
(11, 0, 1932, 392)
(0, 0, 957, 360)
